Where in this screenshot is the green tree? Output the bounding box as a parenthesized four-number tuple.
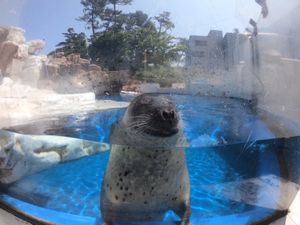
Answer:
(88, 10, 185, 72)
(89, 11, 156, 71)
(79, 0, 132, 32)
(77, 0, 183, 72)
(54, 28, 89, 59)
(89, 31, 129, 70)
(107, 0, 132, 28)
(78, 0, 106, 35)
(154, 11, 175, 34)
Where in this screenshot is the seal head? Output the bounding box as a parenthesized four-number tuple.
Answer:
(124, 94, 179, 137)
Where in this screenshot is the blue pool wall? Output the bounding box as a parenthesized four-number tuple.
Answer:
(0, 138, 285, 225)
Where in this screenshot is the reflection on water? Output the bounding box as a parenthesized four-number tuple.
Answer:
(6, 95, 274, 146)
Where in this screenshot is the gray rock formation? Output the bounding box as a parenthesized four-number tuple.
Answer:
(0, 130, 110, 184)
(40, 52, 126, 96)
(0, 26, 46, 87)
(0, 26, 126, 96)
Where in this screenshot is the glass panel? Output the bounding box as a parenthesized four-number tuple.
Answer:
(1, 1, 299, 225)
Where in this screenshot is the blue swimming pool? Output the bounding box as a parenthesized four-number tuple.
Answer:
(2, 95, 279, 225)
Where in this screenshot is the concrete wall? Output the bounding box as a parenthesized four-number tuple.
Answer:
(0, 209, 31, 225)
(256, 43, 300, 135)
(258, 58, 300, 121)
(186, 31, 224, 73)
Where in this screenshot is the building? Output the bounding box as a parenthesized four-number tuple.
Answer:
(223, 32, 248, 70)
(186, 30, 249, 73)
(186, 30, 224, 74)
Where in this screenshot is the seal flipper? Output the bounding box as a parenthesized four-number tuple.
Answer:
(174, 202, 191, 225)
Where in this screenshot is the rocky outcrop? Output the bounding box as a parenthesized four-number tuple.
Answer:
(122, 79, 143, 93)
(0, 26, 125, 96)
(0, 27, 23, 76)
(0, 130, 110, 184)
(39, 52, 126, 96)
(0, 26, 47, 87)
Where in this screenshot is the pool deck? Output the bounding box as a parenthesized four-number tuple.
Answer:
(0, 93, 129, 129)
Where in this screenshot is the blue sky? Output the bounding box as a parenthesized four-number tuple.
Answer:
(1, 0, 263, 53)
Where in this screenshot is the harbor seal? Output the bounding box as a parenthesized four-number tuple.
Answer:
(101, 94, 191, 225)
(0, 130, 109, 184)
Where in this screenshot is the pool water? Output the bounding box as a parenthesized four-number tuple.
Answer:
(9, 95, 273, 145)
(4, 95, 277, 224)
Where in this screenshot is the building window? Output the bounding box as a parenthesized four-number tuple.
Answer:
(195, 40, 207, 46)
(192, 51, 206, 57)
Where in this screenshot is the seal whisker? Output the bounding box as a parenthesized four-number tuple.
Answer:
(128, 119, 151, 129)
(130, 115, 152, 120)
(128, 122, 150, 130)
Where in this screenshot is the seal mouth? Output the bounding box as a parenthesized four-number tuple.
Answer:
(144, 126, 179, 137)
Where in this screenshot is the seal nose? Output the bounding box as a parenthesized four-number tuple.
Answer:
(161, 110, 175, 121)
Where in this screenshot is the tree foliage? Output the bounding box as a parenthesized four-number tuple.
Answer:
(89, 31, 129, 70)
(54, 28, 89, 59)
(87, 8, 185, 72)
(78, 0, 107, 35)
(55, 0, 187, 75)
(154, 11, 175, 34)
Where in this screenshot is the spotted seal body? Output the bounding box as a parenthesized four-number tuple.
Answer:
(101, 94, 191, 225)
